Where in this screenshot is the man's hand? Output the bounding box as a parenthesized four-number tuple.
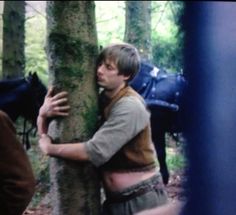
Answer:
(39, 86, 70, 118)
(37, 87, 70, 135)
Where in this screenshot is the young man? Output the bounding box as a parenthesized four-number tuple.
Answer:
(0, 110, 35, 215)
(37, 43, 168, 214)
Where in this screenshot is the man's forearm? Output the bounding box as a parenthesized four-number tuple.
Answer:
(49, 142, 89, 161)
(39, 135, 89, 161)
(37, 115, 49, 136)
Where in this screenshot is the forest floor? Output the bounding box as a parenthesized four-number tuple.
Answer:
(23, 168, 186, 215)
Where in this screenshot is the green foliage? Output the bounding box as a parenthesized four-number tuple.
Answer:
(151, 1, 184, 72)
(25, 14, 48, 85)
(95, 1, 125, 47)
(152, 34, 183, 72)
(95, 1, 184, 71)
(23, 1, 183, 81)
(166, 147, 186, 172)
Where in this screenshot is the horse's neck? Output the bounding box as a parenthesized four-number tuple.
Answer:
(0, 78, 25, 93)
(1, 82, 30, 98)
(0, 74, 47, 124)
(0, 81, 31, 122)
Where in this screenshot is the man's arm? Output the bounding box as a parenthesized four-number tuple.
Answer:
(37, 86, 70, 136)
(39, 134, 89, 161)
(37, 87, 89, 161)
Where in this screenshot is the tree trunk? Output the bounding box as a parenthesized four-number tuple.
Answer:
(2, 1, 25, 78)
(124, 1, 152, 61)
(0, 1, 4, 78)
(46, 1, 100, 214)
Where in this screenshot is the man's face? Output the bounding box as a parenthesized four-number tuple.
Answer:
(97, 59, 128, 91)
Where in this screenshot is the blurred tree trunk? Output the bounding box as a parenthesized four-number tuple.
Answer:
(46, 1, 100, 214)
(124, 1, 152, 61)
(0, 1, 4, 78)
(2, 1, 25, 78)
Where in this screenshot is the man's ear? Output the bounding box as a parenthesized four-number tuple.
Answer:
(124, 75, 131, 81)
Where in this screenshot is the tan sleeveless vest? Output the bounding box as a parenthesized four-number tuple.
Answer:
(100, 86, 157, 172)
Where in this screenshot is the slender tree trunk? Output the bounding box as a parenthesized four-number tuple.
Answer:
(46, 2, 100, 214)
(124, 1, 152, 61)
(2, 1, 25, 78)
(0, 1, 4, 78)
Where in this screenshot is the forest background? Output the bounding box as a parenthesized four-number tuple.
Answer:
(0, 0, 185, 212)
(0, 1, 184, 82)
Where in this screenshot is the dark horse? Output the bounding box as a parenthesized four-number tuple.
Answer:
(129, 61, 187, 184)
(0, 72, 47, 149)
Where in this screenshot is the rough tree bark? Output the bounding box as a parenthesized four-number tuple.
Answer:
(2, 1, 25, 78)
(46, 1, 100, 214)
(124, 1, 152, 61)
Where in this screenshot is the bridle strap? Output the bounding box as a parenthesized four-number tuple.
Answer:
(18, 118, 35, 150)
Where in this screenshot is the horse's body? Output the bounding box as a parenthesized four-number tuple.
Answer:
(129, 61, 187, 184)
(0, 73, 47, 148)
(0, 78, 26, 92)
